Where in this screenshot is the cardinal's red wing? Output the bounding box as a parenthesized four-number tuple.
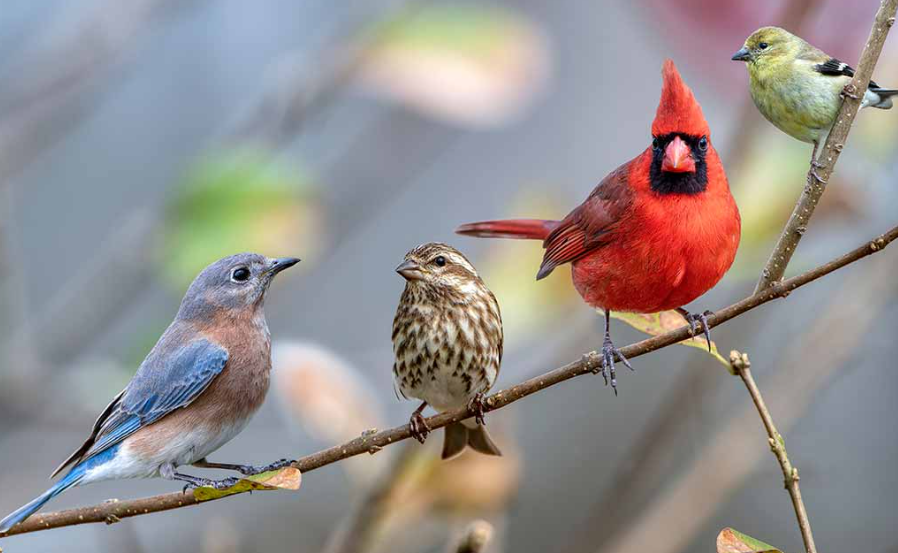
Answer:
(537, 163, 634, 280)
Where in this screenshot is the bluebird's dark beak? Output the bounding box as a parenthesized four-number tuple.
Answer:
(268, 257, 300, 276)
(731, 47, 752, 62)
(396, 259, 424, 281)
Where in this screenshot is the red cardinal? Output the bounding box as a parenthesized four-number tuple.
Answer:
(457, 60, 741, 392)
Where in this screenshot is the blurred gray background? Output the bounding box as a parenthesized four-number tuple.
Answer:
(1, 0, 897, 552)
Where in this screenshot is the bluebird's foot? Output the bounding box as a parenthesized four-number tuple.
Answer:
(194, 458, 294, 476)
(162, 463, 242, 492)
(178, 474, 240, 493)
(468, 392, 487, 426)
(245, 459, 293, 475)
(409, 401, 430, 444)
(676, 307, 714, 352)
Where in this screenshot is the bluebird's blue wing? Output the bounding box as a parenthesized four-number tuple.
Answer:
(52, 339, 228, 476)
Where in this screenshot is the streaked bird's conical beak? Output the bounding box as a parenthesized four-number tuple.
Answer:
(268, 257, 300, 276)
(396, 260, 424, 281)
(731, 47, 751, 62)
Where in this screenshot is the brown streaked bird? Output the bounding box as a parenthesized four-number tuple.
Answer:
(392, 242, 503, 460)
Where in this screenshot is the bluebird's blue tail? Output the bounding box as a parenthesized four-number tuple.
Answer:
(0, 445, 117, 534)
(0, 471, 82, 534)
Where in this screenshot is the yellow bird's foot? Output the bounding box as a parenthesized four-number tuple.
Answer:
(840, 83, 859, 100)
(809, 160, 827, 184)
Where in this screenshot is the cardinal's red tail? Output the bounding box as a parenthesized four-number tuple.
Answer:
(456, 219, 559, 241)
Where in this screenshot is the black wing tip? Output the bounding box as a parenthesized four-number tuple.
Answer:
(536, 264, 554, 280)
(814, 58, 854, 77)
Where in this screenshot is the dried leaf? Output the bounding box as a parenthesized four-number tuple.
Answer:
(716, 528, 783, 553)
(192, 467, 301, 501)
(608, 310, 729, 367)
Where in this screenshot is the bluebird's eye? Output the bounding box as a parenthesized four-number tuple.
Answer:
(433, 256, 447, 267)
(231, 267, 251, 282)
(698, 136, 708, 152)
(759, 42, 768, 49)
(652, 137, 661, 151)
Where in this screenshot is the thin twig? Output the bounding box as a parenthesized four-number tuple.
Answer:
(1, 224, 896, 538)
(754, 0, 898, 293)
(451, 520, 493, 553)
(731, 352, 817, 553)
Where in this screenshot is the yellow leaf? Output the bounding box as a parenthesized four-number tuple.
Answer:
(192, 467, 301, 501)
(717, 528, 783, 553)
(607, 310, 729, 367)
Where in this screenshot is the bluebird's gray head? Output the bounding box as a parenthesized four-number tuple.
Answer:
(177, 253, 299, 320)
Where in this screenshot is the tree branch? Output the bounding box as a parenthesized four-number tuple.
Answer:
(731, 352, 817, 553)
(754, 0, 898, 293)
(1, 224, 896, 539)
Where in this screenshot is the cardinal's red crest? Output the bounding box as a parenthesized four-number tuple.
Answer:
(652, 59, 710, 138)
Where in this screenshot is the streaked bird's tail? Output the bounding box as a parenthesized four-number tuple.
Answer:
(865, 86, 898, 109)
(0, 471, 83, 534)
(456, 219, 558, 241)
(441, 422, 503, 460)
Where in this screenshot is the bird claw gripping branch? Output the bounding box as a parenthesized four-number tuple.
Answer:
(237, 459, 294, 476)
(677, 308, 714, 352)
(598, 333, 633, 396)
(409, 410, 431, 444)
(180, 476, 241, 493)
(468, 393, 488, 426)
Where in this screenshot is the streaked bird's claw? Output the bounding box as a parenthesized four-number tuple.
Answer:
(409, 412, 430, 444)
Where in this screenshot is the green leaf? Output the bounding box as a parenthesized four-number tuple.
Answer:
(192, 467, 301, 501)
(606, 310, 729, 367)
(716, 528, 783, 553)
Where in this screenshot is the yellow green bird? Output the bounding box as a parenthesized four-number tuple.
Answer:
(732, 26, 897, 181)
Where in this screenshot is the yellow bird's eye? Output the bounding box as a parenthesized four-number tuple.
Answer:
(759, 42, 768, 49)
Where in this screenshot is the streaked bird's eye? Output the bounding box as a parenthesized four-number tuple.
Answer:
(231, 267, 251, 282)
(759, 42, 768, 49)
(433, 256, 447, 267)
(698, 136, 708, 151)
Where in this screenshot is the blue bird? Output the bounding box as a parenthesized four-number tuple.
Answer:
(0, 253, 299, 534)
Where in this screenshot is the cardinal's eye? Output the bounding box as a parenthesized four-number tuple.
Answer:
(759, 42, 768, 49)
(231, 267, 251, 282)
(652, 137, 661, 151)
(433, 256, 446, 267)
(698, 136, 708, 151)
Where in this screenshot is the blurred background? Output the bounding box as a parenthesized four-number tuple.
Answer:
(0, 0, 896, 552)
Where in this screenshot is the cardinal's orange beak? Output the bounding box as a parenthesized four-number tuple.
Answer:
(661, 136, 695, 173)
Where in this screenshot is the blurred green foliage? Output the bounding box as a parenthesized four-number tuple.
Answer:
(160, 150, 322, 290)
(372, 4, 521, 58)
